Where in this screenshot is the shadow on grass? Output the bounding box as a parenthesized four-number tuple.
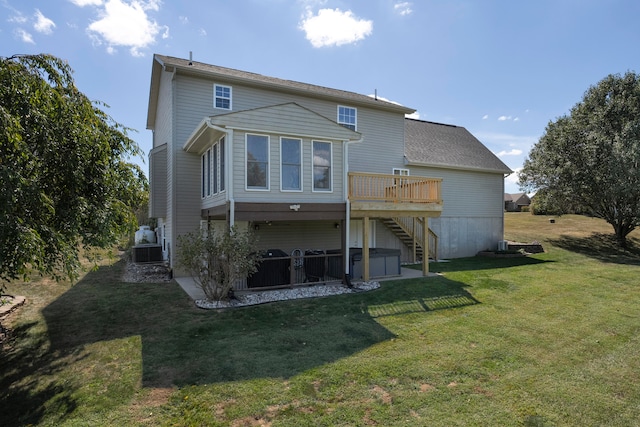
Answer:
(1, 259, 478, 424)
(415, 255, 553, 274)
(0, 321, 82, 426)
(549, 233, 640, 265)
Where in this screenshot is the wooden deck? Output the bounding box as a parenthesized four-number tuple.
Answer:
(348, 172, 443, 217)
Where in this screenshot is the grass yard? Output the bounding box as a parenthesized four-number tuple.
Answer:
(1, 213, 640, 426)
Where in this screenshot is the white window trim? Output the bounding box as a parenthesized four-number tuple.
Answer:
(201, 149, 212, 199)
(280, 137, 303, 192)
(245, 133, 270, 191)
(312, 140, 333, 193)
(337, 105, 357, 131)
(218, 136, 226, 193)
(393, 168, 410, 176)
(213, 83, 232, 110)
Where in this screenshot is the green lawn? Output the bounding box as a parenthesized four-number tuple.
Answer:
(2, 213, 640, 426)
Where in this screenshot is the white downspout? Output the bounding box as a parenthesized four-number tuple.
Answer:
(344, 136, 363, 277)
(227, 129, 235, 227)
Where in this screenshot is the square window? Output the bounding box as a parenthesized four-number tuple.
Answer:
(338, 105, 357, 131)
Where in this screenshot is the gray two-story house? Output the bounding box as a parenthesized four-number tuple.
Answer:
(146, 54, 511, 287)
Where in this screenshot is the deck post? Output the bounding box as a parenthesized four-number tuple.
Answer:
(422, 216, 429, 276)
(363, 216, 370, 282)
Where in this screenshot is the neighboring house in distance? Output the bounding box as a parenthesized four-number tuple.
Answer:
(146, 54, 511, 287)
(504, 193, 531, 212)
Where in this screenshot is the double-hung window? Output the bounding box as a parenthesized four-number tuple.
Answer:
(201, 149, 212, 198)
(246, 134, 269, 190)
(201, 151, 207, 198)
(338, 105, 357, 131)
(214, 84, 232, 110)
(219, 137, 225, 192)
(393, 168, 409, 176)
(281, 138, 302, 191)
(201, 137, 227, 198)
(313, 141, 332, 192)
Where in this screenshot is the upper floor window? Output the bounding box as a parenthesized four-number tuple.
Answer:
(393, 168, 409, 176)
(313, 141, 332, 192)
(214, 84, 232, 110)
(281, 138, 302, 191)
(246, 134, 269, 190)
(338, 105, 357, 131)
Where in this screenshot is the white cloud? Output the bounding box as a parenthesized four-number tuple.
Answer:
(69, 0, 104, 5)
(198, 28, 207, 37)
(505, 167, 522, 186)
(299, 8, 373, 48)
(482, 114, 489, 120)
(498, 115, 512, 121)
(34, 9, 56, 34)
(394, 2, 413, 16)
(84, 0, 166, 56)
(14, 28, 34, 43)
(514, 117, 520, 122)
(8, 12, 28, 24)
(497, 149, 523, 157)
(475, 131, 538, 148)
(367, 93, 417, 118)
(179, 16, 188, 24)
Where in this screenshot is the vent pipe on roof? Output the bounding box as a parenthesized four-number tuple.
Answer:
(374, 89, 377, 100)
(189, 51, 193, 65)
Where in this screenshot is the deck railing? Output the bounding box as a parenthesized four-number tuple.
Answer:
(393, 217, 439, 261)
(234, 252, 344, 291)
(348, 172, 442, 204)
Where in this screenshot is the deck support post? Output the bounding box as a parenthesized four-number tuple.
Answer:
(363, 216, 370, 282)
(422, 216, 429, 276)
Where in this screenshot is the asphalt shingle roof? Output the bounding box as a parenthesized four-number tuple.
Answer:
(153, 54, 415, 114)
(404, 118, 512, 174)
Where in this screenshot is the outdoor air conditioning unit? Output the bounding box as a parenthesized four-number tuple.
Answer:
(132, 245, 163, 263)
(497, 240, 508, 251)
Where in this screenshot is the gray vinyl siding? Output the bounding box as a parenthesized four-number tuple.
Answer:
(386, 166, 506, 259)
(169, 74, 403, 208)
(148, 144, 167, 217)
(253, 221, 342, 254)
(347, 109, 406, 174)
(173, 73, 404, 165)
(168, 74, 216, 264)
(149, 70, 174, 261)
(407, 167, 505, 218)
(231, 130, 345, 203)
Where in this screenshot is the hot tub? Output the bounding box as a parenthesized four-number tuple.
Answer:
(350, 248, 401, 279)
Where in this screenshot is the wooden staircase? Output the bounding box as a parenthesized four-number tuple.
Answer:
(382, 217, 438, 262)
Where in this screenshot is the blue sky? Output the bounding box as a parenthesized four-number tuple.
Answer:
(3, 0, 640, 193)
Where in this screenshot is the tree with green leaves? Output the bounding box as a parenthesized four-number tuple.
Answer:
(519, 72, 640, 248)
(0, 54, 147, 291)
(176, 225, 260, 302)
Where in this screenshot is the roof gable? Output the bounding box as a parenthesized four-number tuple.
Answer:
(212, 102, 361, 140)
(184, 103, 361, 153)
(404, 119, 512, 174)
